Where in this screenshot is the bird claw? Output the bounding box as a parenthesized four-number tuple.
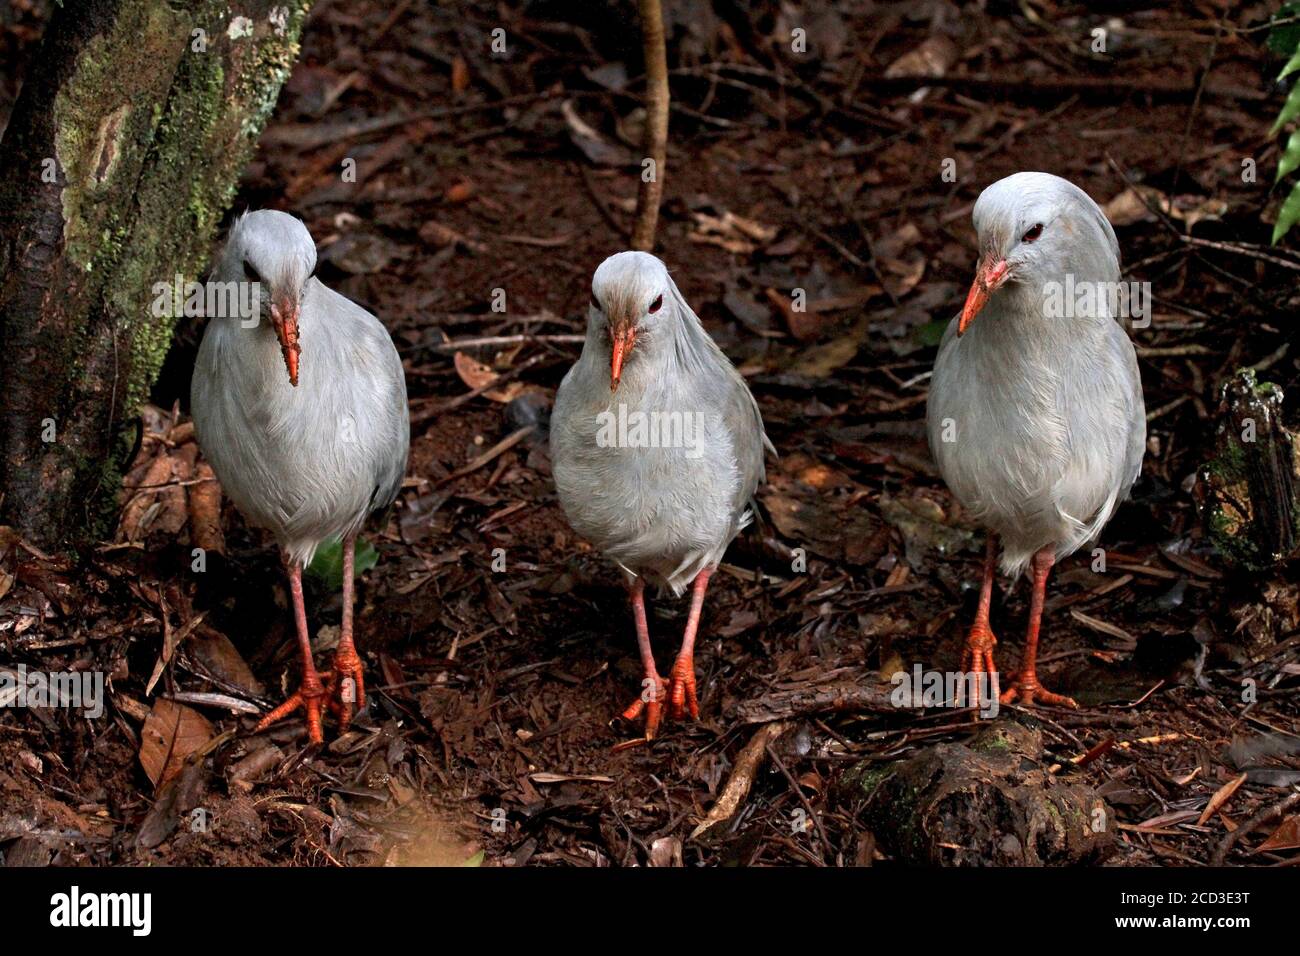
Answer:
(621, 672, 668, 739)
(958, 624, 998, 709)
(255, 680, 327, 745)
(325, 646, 367, 732)
(667, 654, 698, 721)
(255, 649, 367, 743)
(999, 674, 1077, 709)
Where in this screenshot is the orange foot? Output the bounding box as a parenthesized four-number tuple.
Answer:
(958, 624, 999, 709)
(621, 672, 668, 739)
(327, 645, 367, 733)
(256, 675, 327, 744)
(1000, 672, 1077, 709)
(256, 650, 368, 744)
(667, 653, 699, 721)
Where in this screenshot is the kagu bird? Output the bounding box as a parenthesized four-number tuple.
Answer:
(191, 210, 409, 742)
(551, 252, 773, 738)
(927, 173, 1145, 707)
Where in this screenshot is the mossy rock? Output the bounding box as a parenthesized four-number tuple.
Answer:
(837, 719, 1114, 866)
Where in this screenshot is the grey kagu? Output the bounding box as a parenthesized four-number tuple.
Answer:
(192, 210, 409, 743)
(927, 172, 1146, 709)
(550, 251, 773, 738)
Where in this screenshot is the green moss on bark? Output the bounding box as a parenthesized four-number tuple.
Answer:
(0, 0, 313, 549)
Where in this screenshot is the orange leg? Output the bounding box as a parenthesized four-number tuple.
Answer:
(959, 535, 999, 709)
(620, 577, 668, 739)
(1000, 544, 1078, 708)
(255, 559, 326, 744)
(667, 568, 711, 721)
(330, 531, 366, 732)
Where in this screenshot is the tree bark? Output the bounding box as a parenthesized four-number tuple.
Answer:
(630, 0, 668, 252)
(0, 0, 311, 550)
(1198, 369, 1299, 570)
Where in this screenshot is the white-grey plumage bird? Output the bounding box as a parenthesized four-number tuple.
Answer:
(551, 251, 773, 738)
(927, 172, 1145, 707)
(191, 210, 409, 742)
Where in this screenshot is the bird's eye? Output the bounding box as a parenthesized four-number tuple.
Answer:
(244, 261, 263, 284)
(590, 294, 602, 312)
(648, 294, 663, 314)
(1021, 223, 1044, 243)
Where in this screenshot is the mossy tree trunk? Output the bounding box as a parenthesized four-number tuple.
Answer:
(0, 0, 311, 550)
(1198, 369, 1299, 571)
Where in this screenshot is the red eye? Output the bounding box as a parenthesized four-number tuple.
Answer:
(648, 294, 663, 314)
(1022, 223, 1044, 243)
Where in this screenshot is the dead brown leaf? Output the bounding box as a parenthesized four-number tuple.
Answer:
(139, 699, 215, 789)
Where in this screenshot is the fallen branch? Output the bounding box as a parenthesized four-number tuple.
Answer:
(733, 681, 895, 725)
(690, 720, 791, 839)
(1211, 789, 1300, 864)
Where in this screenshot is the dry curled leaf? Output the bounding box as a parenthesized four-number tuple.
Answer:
(139, 699, 214, 789)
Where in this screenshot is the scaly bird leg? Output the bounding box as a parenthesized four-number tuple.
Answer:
(329, 531, 367, 732)
(959, 534, 999, 709)
(667, 568, 711, 721)
(255, 559, 326, 744)
(1000, 544, 1077, 708)
(620, 577, 668, 739)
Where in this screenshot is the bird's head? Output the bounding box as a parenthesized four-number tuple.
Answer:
(959, 171, 1119, 335)
(221, 209, 318, 385)
(589, 251, 675, 391)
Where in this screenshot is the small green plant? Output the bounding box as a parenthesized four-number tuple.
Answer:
(1268, 3, 1300, 242)
(306, 536, 379, 589)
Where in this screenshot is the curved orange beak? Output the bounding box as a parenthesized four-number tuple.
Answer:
(269, 299, 301, 386)
(610, 325, 636, 391)
(958, 256, 1009, 336)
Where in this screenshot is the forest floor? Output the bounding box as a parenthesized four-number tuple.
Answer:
(1, 0, 1299, 867)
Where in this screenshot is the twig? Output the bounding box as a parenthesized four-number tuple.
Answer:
(1173, 3, 1229, 192)
(690, 721, 791, 839)
(631, 0, 669, 251)
(856, 73, 1266, 102)
(766, 741, 832, 864)
(1106, 153, 1300, 273)
(263, 92, 559, 150)
(426, 334, 584, 351)
(1183, 235, 1300, 272)
(1211, 789, 1300, 864)
(410, 354, 549, 425)
(436, 426, 535, 487)
(733, 681, 895, 725)
(578, 164, 626, 238)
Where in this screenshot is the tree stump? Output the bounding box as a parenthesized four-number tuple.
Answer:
(838, 721, 1114, 866)
(1198, 369, 1299, 571)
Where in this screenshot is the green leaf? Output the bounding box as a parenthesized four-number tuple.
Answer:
(1272, 179, 1300, 244)
(1280, 49, 1300, 81)
(1276, 128, 1300, 183)
(1267, 3, 1300, 56)
(916, 318, 950, 348)
(460, 851, 485, 867)
(1272, 81, 1300, 136)
(306, 536, 380, 590)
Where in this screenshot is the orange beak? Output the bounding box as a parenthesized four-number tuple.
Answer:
(958, 256, 1010, 335)
(269, 298, 301, 386)
(610, 325, 636, 391)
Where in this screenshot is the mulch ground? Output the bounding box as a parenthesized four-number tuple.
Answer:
(1, 0, 1298, 867)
